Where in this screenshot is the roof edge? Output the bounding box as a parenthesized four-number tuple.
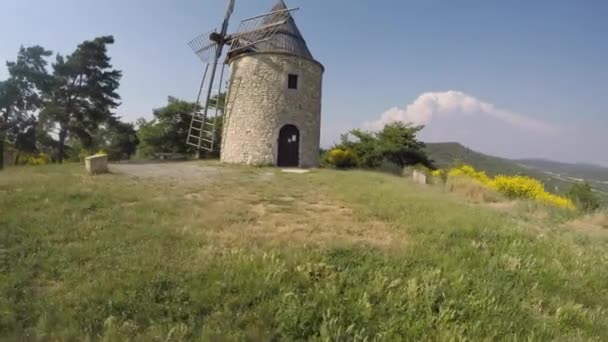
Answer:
(227, 51, 325, 72)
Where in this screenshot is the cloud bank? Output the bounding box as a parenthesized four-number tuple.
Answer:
(363, 90, 558, 134)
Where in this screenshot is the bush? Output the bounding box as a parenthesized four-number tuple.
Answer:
(567, 182, 601, 212)
(430, 169, 448, 184)
(14, 152, 51, 166)
(491, 175, 544, 199)
(448, 164, 491, 184)
(325, 148, 357, 169)
(335, 123, 434, 169)
(443, 164, 575, 210)
(490, 175, 574, 209)
(379, 159, 404, 176)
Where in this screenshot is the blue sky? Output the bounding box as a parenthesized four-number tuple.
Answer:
(2, 0, 607, 165)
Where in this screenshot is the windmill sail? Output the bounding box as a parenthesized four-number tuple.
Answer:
(188, 30, 219, 63)
(228, 4, 299, 55)
(186, 0, 235, 153)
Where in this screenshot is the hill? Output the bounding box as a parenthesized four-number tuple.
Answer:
(424, 142, 608, 199)
(517, 158, 608, 194)
(2, 162, 608, 340)
(424, 142, 529, 176)
(517, 159, 608, 181)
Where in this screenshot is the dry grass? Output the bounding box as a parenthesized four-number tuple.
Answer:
(445, 176, 502, 203)
(110, 162, 407, 251)
(566, 210, 608, 237)
(229, 198, 403, 250)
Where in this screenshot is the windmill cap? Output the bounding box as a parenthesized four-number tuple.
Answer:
(228, 0, 321, 67)
(263, 0, 314, 60)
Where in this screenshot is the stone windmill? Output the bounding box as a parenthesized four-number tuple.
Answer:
(187, 0, 324, 167)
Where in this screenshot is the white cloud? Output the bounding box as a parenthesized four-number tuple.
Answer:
(363, 90, 559, 134)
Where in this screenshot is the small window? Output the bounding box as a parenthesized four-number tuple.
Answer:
(288, 74, 298, 89)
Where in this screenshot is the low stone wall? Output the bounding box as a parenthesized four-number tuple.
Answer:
(85, 154, 108, 175)
(412, 170, 427, 185)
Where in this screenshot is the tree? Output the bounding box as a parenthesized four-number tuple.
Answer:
(375, 123, 434, 169)
(338, 129, 382, 168)
(567, 182, 601, 212)
(0, 46, 52, 169)
(337, 122, 434, 170)
(104, 119, 139, 160)
(136, 97, 198, 158)
(136, 94, 225, 159)
(41, 36, 121, 162)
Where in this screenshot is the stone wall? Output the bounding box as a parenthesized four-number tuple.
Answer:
(412, 170, 427, 185)
(220, 52, 324, 168)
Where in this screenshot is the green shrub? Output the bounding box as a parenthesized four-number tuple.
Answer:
(378, 159, 403, 176)
(335, 123, 434, 169)
(567, 182, 601, 212)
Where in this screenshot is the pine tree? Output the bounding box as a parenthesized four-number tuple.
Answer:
(41, 36, 122, 162)
(0, 46, 52, 169)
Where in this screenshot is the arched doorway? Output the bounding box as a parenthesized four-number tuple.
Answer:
(277, 124, 299, 167)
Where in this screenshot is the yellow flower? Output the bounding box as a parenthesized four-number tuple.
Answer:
(446, 164, 575, 210)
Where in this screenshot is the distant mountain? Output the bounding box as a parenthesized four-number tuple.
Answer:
(424, 142, 608, 200)
(424, 142, 528, 176)
(516, 159, 608, 182)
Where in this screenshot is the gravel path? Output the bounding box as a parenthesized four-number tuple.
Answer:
(110, 161, 220, 182)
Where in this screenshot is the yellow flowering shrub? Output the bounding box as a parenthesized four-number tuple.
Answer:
(445, 164, 575, 209)
(538, 193, 576, 209)
(15, 153, 51, 166)
(431, 169, 443, 177)
(326, 148, 357, 169)
(491, 175, 544, 198)
(448, 164, 491, 184)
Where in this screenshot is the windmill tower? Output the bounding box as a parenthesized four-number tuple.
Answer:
(186, 0, 324, 167)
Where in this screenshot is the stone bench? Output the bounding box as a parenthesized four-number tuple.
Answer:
(412, 169, 427, 185)
(85, 154, 108, 174)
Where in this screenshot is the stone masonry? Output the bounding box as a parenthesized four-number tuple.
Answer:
(220, 52, 324, 168)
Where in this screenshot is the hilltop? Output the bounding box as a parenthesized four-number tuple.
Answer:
(424, 142, 608, 199)
(2, 162, 608, 340)
(424, 142, 527, 175)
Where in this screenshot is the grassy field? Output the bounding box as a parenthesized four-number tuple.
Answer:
(2, 162, 608, 340)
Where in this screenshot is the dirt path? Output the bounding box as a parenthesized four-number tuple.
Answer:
(109, 161, 220, 182)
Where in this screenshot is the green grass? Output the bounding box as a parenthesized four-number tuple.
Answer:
(2, 163, 608, 340)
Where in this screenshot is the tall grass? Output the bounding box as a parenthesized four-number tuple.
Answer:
(445, 175, 502, 203)
(1, 164, 608, 339)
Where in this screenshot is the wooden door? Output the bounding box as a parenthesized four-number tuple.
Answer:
(277, 124, 299, 167)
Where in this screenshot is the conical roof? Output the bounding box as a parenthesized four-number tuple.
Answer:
(232, 0, 315, 61)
